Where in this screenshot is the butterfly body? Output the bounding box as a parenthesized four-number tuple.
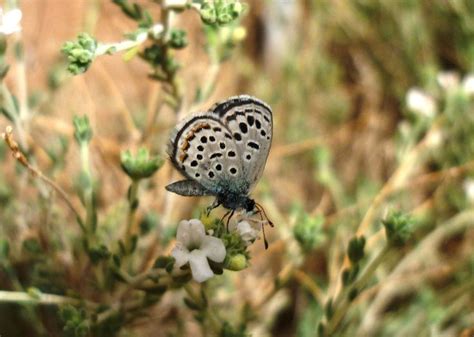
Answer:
(166, 95, 272, 215)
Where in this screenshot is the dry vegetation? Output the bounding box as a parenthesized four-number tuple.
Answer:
(0, 1, 474, 336)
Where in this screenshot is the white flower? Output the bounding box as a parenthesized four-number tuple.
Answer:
(425, 129, 443, 148)
(463, 179, 474, 203)
(164, 0, 188, 8)
(406, 88, 436, 118)
(0, 8, 22, 35)
(437, 71, 460, 91)
(234, 220, 260, 246)
(462, 74, 474, 96)
(171, 219, 226, 283)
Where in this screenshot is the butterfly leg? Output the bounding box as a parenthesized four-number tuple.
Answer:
(226, 210, 235, 232)
(206, 199, 221, 216)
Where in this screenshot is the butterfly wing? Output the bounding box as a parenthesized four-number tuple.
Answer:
(167, 114, 246, 196)
(209, 95, 273, 191)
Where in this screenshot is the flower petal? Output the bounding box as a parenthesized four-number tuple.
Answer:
(176, 219, 205, 248)
(201, 236, 226, 263)
(188, 249, 214, 283)
(4, 9, 22, 25)
(236, 220, 260, 245)
(171, 244, 190, 268)
(188, 219, 206, 247)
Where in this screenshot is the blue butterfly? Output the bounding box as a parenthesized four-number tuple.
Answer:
(166, 95, 273, 246)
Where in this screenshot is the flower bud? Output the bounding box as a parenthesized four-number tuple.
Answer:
(73, 115, 93, 144)
(121, 148, 163, 180)
(225, 254, 247, 271)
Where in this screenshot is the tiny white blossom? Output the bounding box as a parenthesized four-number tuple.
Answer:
(164, 0, 188, 9)
(234, 220, 260, 246)
(463, 179, 474, 203)
(0, 8, 22, 35)
(462, 74, 474, 96)
(425, 129, 443, 148)
(406, 88, 436, 118)
(171, 219, 226, 283)
(437, 71, 460, 91)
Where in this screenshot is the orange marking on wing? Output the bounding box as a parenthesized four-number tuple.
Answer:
(178, 122, 211, 163)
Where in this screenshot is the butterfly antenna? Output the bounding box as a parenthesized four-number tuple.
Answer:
(256, 202, 274, 227)
(261, 220, 269, 250)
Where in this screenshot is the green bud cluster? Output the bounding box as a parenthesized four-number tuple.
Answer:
(382, 211, 413, 247)
(347, 236, 366, 264)
(60, 305, 89, 337)
(61, 33, 97, 75)
(120, 148, 164, 180)
(72, 115, 93, 144)
(341, 236, 365, 288)
(293, 213, 325, 252)
(169, 29, 188, 49)
(199, 1, 245, 26)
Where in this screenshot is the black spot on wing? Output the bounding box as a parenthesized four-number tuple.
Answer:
(247, 115, 254, 126)
(210, 153, 223, 159)
(247, 141, 260, 150)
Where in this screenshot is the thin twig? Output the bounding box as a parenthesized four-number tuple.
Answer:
(2, 126, 84, 225)
(0, 290, 98, 309)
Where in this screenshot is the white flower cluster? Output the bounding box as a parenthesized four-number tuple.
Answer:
(0, 7, 22, 35)
(406, 71, 474, 119)
(171, 219, 226, 283)
(170, 216, 262, 283)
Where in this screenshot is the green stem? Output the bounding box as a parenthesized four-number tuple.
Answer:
(326, 244, 392, 335)
(0, 290, 98, 309)
(80, 142, 96, 233)
(125, 179, 140, 252)
(184, 284, 221, 334)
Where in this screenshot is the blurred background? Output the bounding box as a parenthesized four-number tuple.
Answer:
(1, 0, 474, 336)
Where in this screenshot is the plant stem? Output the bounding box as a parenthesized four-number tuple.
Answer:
(0, 290, 98, 309)
(325, 244, 392, 335)
(80, 141, 96, 232)
(1, 126, 84, 226)
(184, 284, 221, 334)
(125, 179, 140, 251)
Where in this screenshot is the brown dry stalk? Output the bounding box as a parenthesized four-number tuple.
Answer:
(2, 126, 83, 223)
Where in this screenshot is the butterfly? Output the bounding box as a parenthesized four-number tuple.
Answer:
(166, 95, 273, 246)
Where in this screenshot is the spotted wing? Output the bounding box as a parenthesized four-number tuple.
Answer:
(167, 114, 246, 195)
(209, 95, 273, 190)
